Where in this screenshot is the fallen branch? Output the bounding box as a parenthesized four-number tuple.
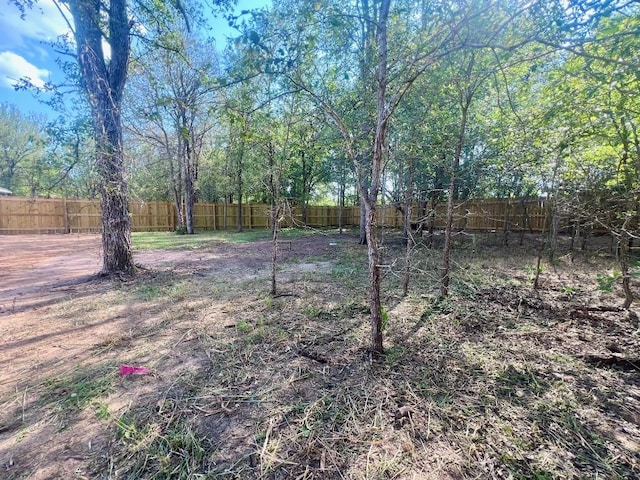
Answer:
(572, 305, 626, 313)
(296, 348, 328, 364)
(579, 354, 640, 372)
(570, 305, 627, 320)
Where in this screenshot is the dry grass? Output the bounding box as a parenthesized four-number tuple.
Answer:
(1, 231, 639, 479)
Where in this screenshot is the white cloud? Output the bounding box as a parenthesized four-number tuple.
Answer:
(0, 51, 50, 89)
(0, 0, 72, 49)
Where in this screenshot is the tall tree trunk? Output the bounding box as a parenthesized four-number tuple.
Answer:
(269, 142, 276, 234)
(362, 0, 391, 355)
(69, 0, 134, 275)
(502, 196, 511, 247)
(184, 168, 195, 234)
(357, 0, 374, 247)
(162, 129, 184, 232)
(237, 188, 243, 232)
(236, 156, 243, 233)
(178, 109, 198, 235)
(363, 194, 383, 353)
(271, 204, 280, 296)
(548, 197, 560, 263)
(98, 132, 133, 274)
(546, 158, 562, 263)
(519, 197, 530, 246)
(301, 151, 309, 224)
(570, 218, 580, 261)
(173, 189, 184, 233)
(223, 196, 228, 230)
(236, 134, 245, 233)
(534, 198, 551, 290)
(359, 192, 367, 244)
(170, 161, 184, 232)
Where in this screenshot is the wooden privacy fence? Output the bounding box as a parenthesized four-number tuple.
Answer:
(0, 196, 551, 234)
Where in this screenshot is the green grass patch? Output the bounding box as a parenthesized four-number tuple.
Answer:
(132, 228, 315, 251)
(44, 367, 116, 422)
(132, 280, 190, 302)
(132, 231, 224, 250)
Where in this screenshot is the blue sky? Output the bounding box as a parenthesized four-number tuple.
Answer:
(0, 0, 270, 119)
(0, 0, 69, 117)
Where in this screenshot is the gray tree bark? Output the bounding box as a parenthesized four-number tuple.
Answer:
(69, 0, 134, 275)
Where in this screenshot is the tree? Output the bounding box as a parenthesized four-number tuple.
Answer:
(219, 81, 261, 232)
(253, 0, 517, 353)
(278, 0, 393, 353)
(440, 48, 495, 296)
(44, 116, 98, 198)
(545, 11, 640, 306)
(0, 103, 47, 195)
(14, 0, 215, 269)
(284, 110, 331, 224)
(61, 0, 135, 273)
(130, 35, 219, 234)
(12, 0, 140, 270)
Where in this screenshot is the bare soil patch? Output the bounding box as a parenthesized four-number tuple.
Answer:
(1, 231, 639, 479)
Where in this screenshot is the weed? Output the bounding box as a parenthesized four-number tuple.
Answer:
(168, 282, 189, 301)
(331, 263, 359, 278)
(134, 283, 164, 301)
(94, 401, 111, 420)
(384, 345, 405, 364)
(331, 248, 366, 284)
(381, 307, 389, 331)
(115, 415, 159, 452)
(525, 263, 544, 281)
(236, 320, 251, 334)
(596, 269, 621, 292)
(495, 365, 548, 397)
(339, 301, 370, 318)
(263, 296, 272, 308)
(10, 231, 640, 480)
(421, 296, 456, 319)
(303, 305, 323, 319)
(560, 285, 579, 296)
(247, 328, 266, 344)
(133, 280, 190, 302)
(431, 391, 453, 407)
(46, 369, 115, 415)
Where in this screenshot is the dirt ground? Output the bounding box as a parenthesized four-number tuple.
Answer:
(1, 232, 639, 479)
(0, 233, 345, 479)
(0, 233, 335, 399)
